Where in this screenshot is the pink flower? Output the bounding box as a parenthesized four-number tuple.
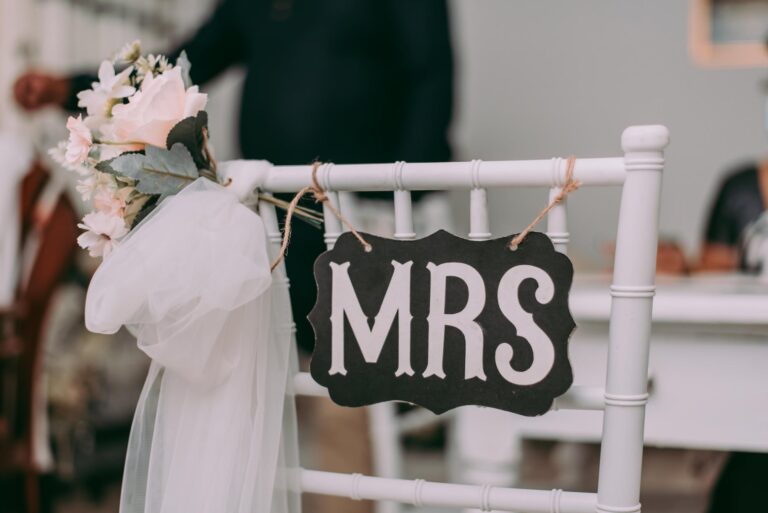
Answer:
(93, 188, 126, 217)
(77, 211, 128, 258)
(65, 115, 92, 165)
(103, 67, 207, 147)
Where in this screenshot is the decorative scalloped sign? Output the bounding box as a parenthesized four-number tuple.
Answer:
(308, 230, 575, 416)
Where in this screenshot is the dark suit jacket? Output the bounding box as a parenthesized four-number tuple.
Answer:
(70, 0, 453, 165)
(68, 0, 454, 350)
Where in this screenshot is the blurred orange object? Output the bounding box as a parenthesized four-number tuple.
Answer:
(656, 240, 690, 275)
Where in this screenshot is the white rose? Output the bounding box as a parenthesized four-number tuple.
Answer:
(103, 66, 207, 148)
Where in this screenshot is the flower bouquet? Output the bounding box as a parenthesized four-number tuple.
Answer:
(68, 42, 301, 513)
(52, 41, 320, 259)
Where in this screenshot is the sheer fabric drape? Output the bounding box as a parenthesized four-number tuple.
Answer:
(85, 174, 300, 513)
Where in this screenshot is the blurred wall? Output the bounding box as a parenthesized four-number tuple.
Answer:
(450, 0, 768, 266)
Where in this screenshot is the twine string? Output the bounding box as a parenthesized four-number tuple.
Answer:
(270, 157, 579, 272)
(270, 162, 372, 272)
(508, 155, 580, 250)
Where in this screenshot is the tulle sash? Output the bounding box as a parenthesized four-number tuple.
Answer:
(85, 173, 300, 513)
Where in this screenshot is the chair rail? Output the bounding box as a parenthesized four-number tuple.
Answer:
(300, 469, 597, 513)
(260, 157, 626, 193)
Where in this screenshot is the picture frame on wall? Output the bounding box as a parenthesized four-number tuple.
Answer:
(689, 0, 768, 67)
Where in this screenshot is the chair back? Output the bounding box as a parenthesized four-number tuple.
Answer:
(257, 125, 669, 513)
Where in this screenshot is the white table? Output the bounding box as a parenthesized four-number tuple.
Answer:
(452, 273, 768, 488)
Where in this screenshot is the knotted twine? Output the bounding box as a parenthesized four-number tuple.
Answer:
(270, 162, 371, 271)
(508, 155, 580, 250)
(270, 156, 580, 271)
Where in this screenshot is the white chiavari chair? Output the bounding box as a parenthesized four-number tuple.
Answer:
(256, 124, 669, 513)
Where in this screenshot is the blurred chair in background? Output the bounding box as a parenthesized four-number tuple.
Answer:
(0, 134, 79, 513)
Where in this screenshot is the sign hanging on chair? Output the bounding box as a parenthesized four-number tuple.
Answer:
(308, 230, 575, 416)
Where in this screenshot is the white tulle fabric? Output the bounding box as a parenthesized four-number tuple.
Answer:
(85, 169, 300, 513)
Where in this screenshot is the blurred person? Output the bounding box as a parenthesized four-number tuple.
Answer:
(14, 2, 454, 512)
(699, 161, 768, 272)
(698, 160, 768, 513)
(653, 160, 768, 511)
(654, 161, 768, 275)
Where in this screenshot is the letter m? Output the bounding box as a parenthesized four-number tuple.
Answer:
(329, 260, 414, 377)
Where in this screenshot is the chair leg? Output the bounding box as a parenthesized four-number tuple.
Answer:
(369, 403, 402, 513)
(450, 407, 523, 513)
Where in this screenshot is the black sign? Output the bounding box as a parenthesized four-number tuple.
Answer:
(308, 230, 575, 416)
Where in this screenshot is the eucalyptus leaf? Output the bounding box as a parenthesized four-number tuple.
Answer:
(95, 158, 117, 175)
(177, 50, 193, 88)
(166, 111, 209, 170)
(110, 143, 199, 196)
(96, 151, 142, 177)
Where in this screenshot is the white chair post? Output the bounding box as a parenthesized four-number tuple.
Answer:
(258, 195, 284, 272)
(468, 160, 492, 242)
(366, 162, 418, 513)
(324, 163, 404, 513)
(456, 159, 525, 512)
(393, 161, 417, 241)
(257, 194, 297, 345)
(546, 157, 570, 255)
(596, 126, 669, 513)
(318, 163, 344, 249)
(368, 404, 402, 513)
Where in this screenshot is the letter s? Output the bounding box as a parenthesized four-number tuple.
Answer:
(495, 265, 556, 386)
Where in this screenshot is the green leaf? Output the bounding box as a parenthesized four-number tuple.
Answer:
(177, 51, 193, 88)
(109, 143, 199, 196)
(95, 158, 117, 175)
(95, 150, 143, 176)
(166, 111, 209, 170)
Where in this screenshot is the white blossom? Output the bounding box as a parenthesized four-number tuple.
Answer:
(65, 115, 92, 166)
(77, 211, 128, 258)
(135, 54, 171, 81)
(115, 40, 142, 64)
(93, 188, 126, 217)
(76, 172, 118, 201)
(77, 60, 136, 117)
(49, 141, 90, 176)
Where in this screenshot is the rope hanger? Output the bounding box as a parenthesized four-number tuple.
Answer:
(270, 156, 580, 271)
(270, 162, 372, 271)
(509, 155, 580, 249)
